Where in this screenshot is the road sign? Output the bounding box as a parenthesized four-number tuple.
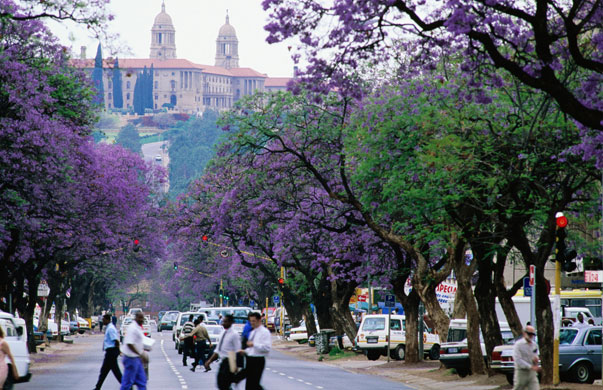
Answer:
(37, 282, 50, 297)
(384, 294, 396, 308)
(529, 265, 535, 286)
(523, 277, 532, 297)
(238, 299, 244, 305)
(585, 270, 603, 283)
(357, 295, 367, 302)
(249, 300, 255, 307)
(273, 295, 280, 304)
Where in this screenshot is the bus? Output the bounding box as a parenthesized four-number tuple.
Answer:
(560, 289, 602, 325)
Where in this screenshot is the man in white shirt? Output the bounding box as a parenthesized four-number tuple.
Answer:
(204, 315, 241, 390)
(573, 313, 590, 329)
(120, 312, 148, 390)
(241, 311, 271, 390)
(513, 325, 540, 390)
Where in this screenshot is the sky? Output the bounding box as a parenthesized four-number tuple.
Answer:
(48, 0, 296, 77)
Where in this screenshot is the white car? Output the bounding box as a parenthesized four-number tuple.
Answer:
(76, 316, 90, 334)
(0, 311, 31, 384)
(172, 312, 208, 353)
(205, 324, 224, 346)
(120, 317, 133, 341)
(356, 314, 440, 361)
(288, 320, 320, 342)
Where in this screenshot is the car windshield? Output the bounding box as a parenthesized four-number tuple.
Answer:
(501, 331, 516, 345)
(559, 328, 579, 345)
(362, 318, 385, 331)
(447, 328, 467, 342)
(164, 313, 178, 321)
(180, 314, 203, 325)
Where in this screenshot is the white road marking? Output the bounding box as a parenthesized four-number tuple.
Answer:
(161, 336, 188, 389)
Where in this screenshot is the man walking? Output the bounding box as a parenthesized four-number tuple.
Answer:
(181, 314, 195, 366)
(120, 312, 148, 390)
(241, 312, 271, 390)
(513, 325, 540, 390)
(181, 316, 212, 371)
(204, 315, 241, 390)
(93, 314, 122, 390)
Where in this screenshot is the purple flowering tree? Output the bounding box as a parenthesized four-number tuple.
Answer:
(262, 0, 603, 163)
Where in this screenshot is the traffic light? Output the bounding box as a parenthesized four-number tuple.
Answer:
(133, 239, 140, 252)
(278, 278, 284, 285)
(202, 235, 208, 248)
(555, 214, 577, 272)
(173, 262, 178, 271)
(219, 289, 224, 298)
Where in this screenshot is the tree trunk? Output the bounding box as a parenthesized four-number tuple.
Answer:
(453, 241, 485, 375)
(313, 278, 334, 330)
(452, 289, 466, 319)
(303, 305, 318, 337)
(493, 246, 523, 338)
(535, 271, 553, 384)
(472, 244, 502, 367)
(398, 289, 420, 363)
(416, 284, 450, 344)
(328, 279, 358, 341)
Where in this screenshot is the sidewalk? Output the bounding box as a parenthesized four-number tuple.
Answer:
(272, 337, 600, 390)
(30, 332, 100, 373)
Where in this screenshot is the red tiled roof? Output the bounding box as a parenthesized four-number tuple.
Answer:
(70, 58, 204, 70)
(229, 67, 267, 78)
(198, 65, 233, 76)
(265, 77, 292, 87)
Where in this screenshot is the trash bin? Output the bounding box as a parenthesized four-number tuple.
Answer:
(315, 329, 335, 355)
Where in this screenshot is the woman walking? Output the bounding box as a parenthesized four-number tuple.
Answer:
(0, 325, 20, 388)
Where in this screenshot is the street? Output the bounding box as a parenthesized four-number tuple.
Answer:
(27, 331, 414, 390)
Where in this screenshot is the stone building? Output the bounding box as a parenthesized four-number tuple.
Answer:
(73, 3, 290, 113)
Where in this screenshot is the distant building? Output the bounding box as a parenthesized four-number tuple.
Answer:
(72, 3, 291, 113)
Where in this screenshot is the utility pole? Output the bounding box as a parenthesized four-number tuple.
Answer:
(280, 266, 285, 338)
(220, 279, 223, 307)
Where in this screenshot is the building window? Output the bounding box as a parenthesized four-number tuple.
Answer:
(155, 95, 158, 100)
(158, 33, 162, 44)
(126, 81, 131, 89)
(108, 93, 112, 99)
(127, 93, 130, 100)
(172, 72, 175, 76)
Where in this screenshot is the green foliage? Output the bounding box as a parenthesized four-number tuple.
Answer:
(116, 124, 142, 155)
(95, 112, 119, 130)
(167, 110, 224, 197)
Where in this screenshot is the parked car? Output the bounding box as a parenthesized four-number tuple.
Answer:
(75, 316, 90, 334)
(356, 314, 440, 361)
(491, 336, 540, 385)
(329, 334, 354, 349)
(492, 327, 601, 384)
(0, 311, 32, 385)
(262, 307, 277, 331)
(206, 324, 224, 346)
(158, 311, 179, 332)
(288, 320, 320, 343)
(142, 319, 152, 338)
(440, 319, 514, 377)
(69, 320, 79, 335)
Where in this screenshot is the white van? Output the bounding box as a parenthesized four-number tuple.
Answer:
(0, 311, 31, 384)
(356, 314, 440, 361)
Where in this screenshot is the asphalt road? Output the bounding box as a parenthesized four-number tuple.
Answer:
(141, 141, 168, 166)
(27, 330, 414, 390)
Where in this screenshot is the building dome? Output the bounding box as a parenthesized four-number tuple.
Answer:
(154, 2, 173, 26)
(218, 14, 237, 38)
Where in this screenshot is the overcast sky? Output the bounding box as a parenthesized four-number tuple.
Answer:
(48, 0, 296, 77)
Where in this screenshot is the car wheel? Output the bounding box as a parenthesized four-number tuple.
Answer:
(78, 330, 85, 334)
(456, 368, 469, 377)
(571, 362, 594, 384)
(506, 374, 514, 385)
(367, 350, 381, 361)
(390, 345, 405, 361)
(429, 345, 440, 360)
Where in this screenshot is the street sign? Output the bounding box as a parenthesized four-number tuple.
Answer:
(585, 270, 603, 283)
(249, 300, 255, 307)
(37, 282, 50, 297)
(523, 277, 532, 297)
(357, 295, 367, 302)
(238, 299, 244, 305)
(529, 265, 535, 286)
(384, 294, 396, 308)
(273, 295, 280, 304)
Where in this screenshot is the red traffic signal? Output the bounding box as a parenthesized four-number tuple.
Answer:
(278, 278, 284, 285)
(556, 215, 568, 228)
(133, 239, 140, 252)
(202, 235, 208, 241)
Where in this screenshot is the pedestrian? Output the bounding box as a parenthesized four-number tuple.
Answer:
(181, 316, 212, 372)
(98, 313, 104, 333)
(512, 325, 540, 390)
(181, 314, 195, 367)
(240, 311, 271, 390)
(112, 313, 117, 326)
(0, 325, 20, 388)
(588, 318, 595, 326)
(204, 315, 241, 390)
(120, 312, 148, 390)
(241, 319, 252, 348)
(572, 313, 589, 329)
(93, 314, 122, 390)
